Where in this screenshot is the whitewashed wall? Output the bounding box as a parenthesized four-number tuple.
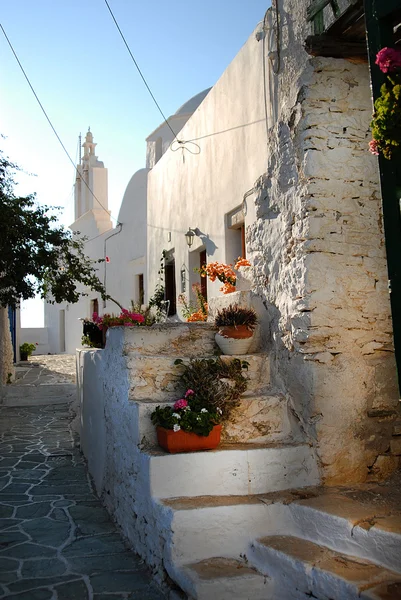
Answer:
(19, 327, 50, 356)
(146, 0, 399, 484)
(246, 0, 398, 483)
(146, 20, 269, 308)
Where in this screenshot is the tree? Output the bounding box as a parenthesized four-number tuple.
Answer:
(0, 150, 106, 308)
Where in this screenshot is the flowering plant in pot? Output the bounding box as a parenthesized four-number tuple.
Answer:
(19, 342, 38, 361)
(151, 357, 249, 453)
(197, 257, 251, 294)
(369, 47, 401, 160)
(178, 283, 208, 322)
(214, 304, 257, 355)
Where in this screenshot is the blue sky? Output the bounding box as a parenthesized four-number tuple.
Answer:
(1, 0, 270, 327)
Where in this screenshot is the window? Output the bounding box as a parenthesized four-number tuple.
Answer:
(138, 274, 144, 306)
(90, 298, 99, 317)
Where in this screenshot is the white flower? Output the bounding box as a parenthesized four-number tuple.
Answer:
(172, 413, 181, 419)
(173, 424, 181, 432)
(217, 408, 222, 414)
(197, 416, 201, 421)
(201, 408, 208, 413)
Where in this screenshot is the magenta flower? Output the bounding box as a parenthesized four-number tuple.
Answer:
(376, 47, 401, 73)
(184, 389, 195, 398)
(174, 398, 188, 410)
(369, 139, 379, 155)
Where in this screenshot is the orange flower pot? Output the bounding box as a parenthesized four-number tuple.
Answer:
(156, 425, 222, 454)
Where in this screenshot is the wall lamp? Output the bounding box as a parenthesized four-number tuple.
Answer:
(185, 228, 197, 248)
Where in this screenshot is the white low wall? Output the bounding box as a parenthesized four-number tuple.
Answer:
(19, 327, 50, 357)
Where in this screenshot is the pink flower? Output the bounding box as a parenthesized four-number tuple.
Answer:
(124, 322, 135, 326)
(174, 398, 188, 410)
(375, 47, 401, 73)
(184, 389, 195, 398)
(369, 139, 379, 155)
(121, 309, 129, 315)
(130, 313, 145, 323)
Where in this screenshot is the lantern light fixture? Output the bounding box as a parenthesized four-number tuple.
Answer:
(185, 228, 196, 248)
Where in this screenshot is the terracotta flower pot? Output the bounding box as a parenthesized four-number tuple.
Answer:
(215, 325, 254, 355)
(156, 425, 222, 454)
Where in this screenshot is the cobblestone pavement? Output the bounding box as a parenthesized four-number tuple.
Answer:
(14, 355, 76, 386)
(0, 403, 165, 599)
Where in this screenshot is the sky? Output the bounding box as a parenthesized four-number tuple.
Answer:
(1, 0, 270, 327)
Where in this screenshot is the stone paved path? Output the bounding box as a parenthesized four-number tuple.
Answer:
(0, 403, 166, 600)
(14, 355, 76, 386)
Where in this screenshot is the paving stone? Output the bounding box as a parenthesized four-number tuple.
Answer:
(53, 499, 74, 508)
(67, 553, 147, 575)
(0, 542, 58, 559)
(0, 529, 28, 549)
(21, 558, 67, 578)
(0, 571, 18, 583)
(8, 574, 80, 592)
(13, 470, 46, 481)
(49, 508, 69, 522)
(1, 483, 31, 494)
(0, 518, 22, 529)
(54, 578, 89, 599)
(0, 506, 13, 518)
(63, 534, 128, 557)
(22, 517, 70, 546)
(15, 502, 51, 519)
(0, 557, 19, 571)
(5, 590, 53, 600)
(90, 571, 156, 593)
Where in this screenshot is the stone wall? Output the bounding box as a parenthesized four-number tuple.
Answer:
(247, 0, 398, 484)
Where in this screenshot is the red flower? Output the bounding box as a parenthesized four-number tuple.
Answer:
(105, 256, 110, 263)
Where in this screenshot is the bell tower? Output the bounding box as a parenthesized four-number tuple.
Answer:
(72, 129, 112, 233)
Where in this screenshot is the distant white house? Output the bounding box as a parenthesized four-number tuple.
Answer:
(44, 91, 211, 354)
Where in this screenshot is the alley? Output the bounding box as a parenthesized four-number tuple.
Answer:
(0, 393, 165, 598)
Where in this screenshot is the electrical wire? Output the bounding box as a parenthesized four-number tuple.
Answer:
(104, 0, 180, 143)
(0, 23, 120, 225)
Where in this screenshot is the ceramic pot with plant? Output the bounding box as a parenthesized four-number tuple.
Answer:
(19, 342, 37, 361)
(150, 357, 249, 453)
(214, 304, 257, 355)
(151, 389, 222, 453)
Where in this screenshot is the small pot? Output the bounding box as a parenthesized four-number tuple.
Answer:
(157, 425, 222, 453)
(215, 325, 254, 355)
(20, 352, 29, 361)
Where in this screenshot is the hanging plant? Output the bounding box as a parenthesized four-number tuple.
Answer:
(370, 47, 401, 160)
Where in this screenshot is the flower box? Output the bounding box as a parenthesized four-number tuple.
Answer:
(156, 425, 222, 454)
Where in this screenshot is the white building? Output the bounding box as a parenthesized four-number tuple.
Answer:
(47, 0, 399, 485)
(44, 91, 210, 354)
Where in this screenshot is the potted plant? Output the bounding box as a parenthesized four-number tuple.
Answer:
(19, 342, 37, 361)
(151, 357, 249, 453)
(151, 390, 222, 453)
(214, 304, 257, 355)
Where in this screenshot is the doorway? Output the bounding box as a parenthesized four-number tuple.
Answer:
(199, 249, 208, 301)
(164, 251, 176, 316)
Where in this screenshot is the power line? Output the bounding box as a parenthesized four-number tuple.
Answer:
(0, 23, 120, 225)
(103, 0, 180, 142)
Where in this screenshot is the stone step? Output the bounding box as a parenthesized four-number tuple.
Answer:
(121, 322, 217, 358)
(156, 494, 282, 566)
(286, 492, 401, 574)
(133, 393, 299, 448)
(126, 353, 270, 402)
(1, 384, 76, 406)
(165, 557, 270, 600)
(247, 535, 401, 600)
(147, 442, 319, 499)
